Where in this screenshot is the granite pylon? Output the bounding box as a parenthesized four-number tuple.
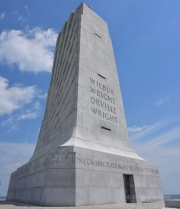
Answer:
(7, 3, 164, 207)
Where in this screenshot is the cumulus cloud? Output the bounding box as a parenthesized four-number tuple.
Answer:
(0, 142, 35, 196)
(0, 27, 58, 73)
(0, 76, 37, 115)
(0, 12, 6, 20)
(155, 97, 169, 106)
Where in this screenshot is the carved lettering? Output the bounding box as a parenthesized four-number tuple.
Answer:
(90, 77, 115, 96)
(90, 87, 115, 104)
(89, 77, 118, 124)
(11, 155, 159, 180)
(76, 157, 159, 174)
(91, 107, 117, 123)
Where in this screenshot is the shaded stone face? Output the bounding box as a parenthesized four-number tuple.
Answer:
(6, 3, 164, 207)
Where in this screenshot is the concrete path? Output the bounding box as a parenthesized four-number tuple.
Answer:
(0, 200, 166, 209)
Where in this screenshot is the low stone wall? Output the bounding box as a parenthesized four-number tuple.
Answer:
(165, 199, 180, 208)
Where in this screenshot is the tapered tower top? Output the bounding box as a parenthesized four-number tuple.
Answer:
(31, 3, 143, 161)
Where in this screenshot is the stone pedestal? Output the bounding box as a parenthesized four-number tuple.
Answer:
(7, 146, 163, 206)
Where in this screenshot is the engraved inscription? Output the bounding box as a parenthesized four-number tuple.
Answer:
(76, 157, 159, 174)
(11, 147, 159, 180)
(31, 156, 158, 174)
(89, 77, 117, 123)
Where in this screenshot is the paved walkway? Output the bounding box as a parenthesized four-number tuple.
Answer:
(0, 200, 166, 209)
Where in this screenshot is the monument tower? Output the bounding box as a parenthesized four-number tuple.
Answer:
(7, 3, 164, 206)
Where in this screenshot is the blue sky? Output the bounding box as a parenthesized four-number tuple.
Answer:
(0, 0, 180, 196)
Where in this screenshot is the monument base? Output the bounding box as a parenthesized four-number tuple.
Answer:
(7, 146, 164, 206)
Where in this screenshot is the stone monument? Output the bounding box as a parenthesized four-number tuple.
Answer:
(7, 3, 164, 206)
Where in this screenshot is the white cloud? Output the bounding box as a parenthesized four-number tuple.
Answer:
(0, 102, 41, 132)
(0, 76, 37, 115)
(17, 111, 38, 120)
(128, 125, 148, 133)
(144, 126, 180, 148)
(0, 27, 58, 73)
(129, 118, 180, 194)
(155, 97, 169, 106)
(0, 142, 35, 196)
(1, 117, 13, 126)
(18, 15, 28, 22)
(38, 92, 47, 99)
(25, 6, 30, 16)
(33, 101, 40, 110)
(17, 101, 40, 120)
(7, 124, 18, 132)
(1, 116, 18, 132)
(129, 119, 171, 142)
(0, 12, 6, 20)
